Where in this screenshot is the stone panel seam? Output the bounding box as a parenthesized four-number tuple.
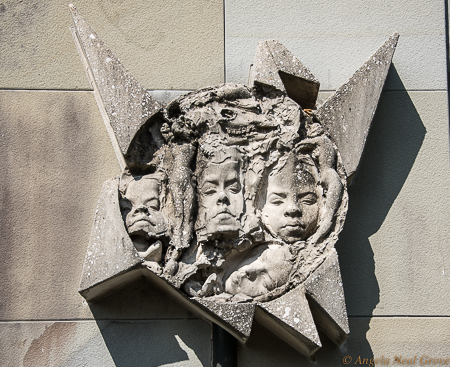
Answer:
(0, 319, 202, 323)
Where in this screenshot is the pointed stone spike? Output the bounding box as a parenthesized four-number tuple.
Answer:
(249, 40, 320, 109)
(256, 285, 321, 357)
(69, 5, 161, 169)
(304, 249, 349, 345)
(79, 178, 143, 301)
(195, 298, 256, 341)
(315, 33, 399, 180)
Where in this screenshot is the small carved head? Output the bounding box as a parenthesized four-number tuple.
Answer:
(119, 173, 168, 241)
(195, 146, 244, 241)
(261, 153, 321, 243)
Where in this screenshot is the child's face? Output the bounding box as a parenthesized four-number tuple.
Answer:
(120, 178, 167, 238)
(262, 168, 319, 243)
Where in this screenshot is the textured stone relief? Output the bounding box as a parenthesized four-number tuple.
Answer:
(70, 5, 398, 357)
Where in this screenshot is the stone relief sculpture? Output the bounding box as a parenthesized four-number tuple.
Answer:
(70, 4, 398, 357)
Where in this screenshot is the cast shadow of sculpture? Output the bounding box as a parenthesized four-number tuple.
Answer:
(336, 64, 426, 357)
(89, 279, 209, 367)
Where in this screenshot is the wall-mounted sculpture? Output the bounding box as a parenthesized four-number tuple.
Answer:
(70, 4, 398, 357)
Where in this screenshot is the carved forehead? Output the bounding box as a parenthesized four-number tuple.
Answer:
(269, 154, 318, 187)
(119, 173, 164, 197)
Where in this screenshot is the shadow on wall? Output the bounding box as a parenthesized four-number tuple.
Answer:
(89, 279, 210, 367)
(336, 64, 426, 356)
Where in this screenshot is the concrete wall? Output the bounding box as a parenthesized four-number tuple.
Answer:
(1, 1, 449, 366)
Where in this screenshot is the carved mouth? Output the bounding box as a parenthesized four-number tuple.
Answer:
(213, 209, 234, 219)
(129, 215, 155, 227)
(221, 123, 251, 136)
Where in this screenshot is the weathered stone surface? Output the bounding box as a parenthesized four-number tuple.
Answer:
(0, 1, 224, 90)
(249, 40, 320, 109)
(225, 0, 445, 91)
(195, 298, 255, 339)
(315, 34, 398, 180)
(70, 5, 161, 166)
(79, 178, 142, 301)
(0, 320, 211, 367)
(257, 285, 321, 356)
(304, 249, 349, 345)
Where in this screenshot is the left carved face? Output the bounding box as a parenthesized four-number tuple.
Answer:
(197, 161, 244, 237)
(120, 178, 167, 238)
(262, 166, 319, 243)
(224, 244, 292, 297)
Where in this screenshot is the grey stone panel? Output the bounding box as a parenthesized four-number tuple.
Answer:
(337, 91, 450, 316)
(316, 34, 398, 179)
(304, 249, 349, 345)
(148, 90, 193, 106)
(238, 317, 450, 366)
(225, 0, 446, 91)
(0, 90, 191, 320)
(0, 1, 224, 90)
(0, 320, 210, 367)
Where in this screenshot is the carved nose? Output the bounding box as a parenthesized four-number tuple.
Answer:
(133, 205, 148, 215)
(284, 203, 301, 217)
(217, 191, 230, 205)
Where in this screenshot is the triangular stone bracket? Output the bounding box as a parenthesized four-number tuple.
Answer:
(304, 249, 350, 345)
(249, 40, 320, 109)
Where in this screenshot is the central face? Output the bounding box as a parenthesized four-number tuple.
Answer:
(262, 167, 319, 243)
(198, 161, 244, 237)
(120, 178, 167, 238)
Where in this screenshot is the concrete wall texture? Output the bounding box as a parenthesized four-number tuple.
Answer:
(0, 0, 449, 366)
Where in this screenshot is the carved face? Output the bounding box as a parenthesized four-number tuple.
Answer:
(197, 161, 244, 237)
(262, 166, 319, 243)
(224, 244, 292, 297)
(120, 178, 167, 238)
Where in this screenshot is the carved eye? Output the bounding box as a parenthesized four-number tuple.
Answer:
(301, 194, 317, 205)
(228, 182, 241, 194)
(145, 198, 160, 211)
(220, 108, 236, 119)
(269, 196, 284, 205)
(202, 186, 217, 195)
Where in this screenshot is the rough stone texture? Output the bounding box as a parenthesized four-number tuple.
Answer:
(238, 317, 450, 366)
(79, 178, 142, 301)
(0, 0, 224, 90)
(304, 249, 349, 345)
(195, 298, 255, 339)
(315, 34, 398, 179)
(257, 285, 321, 356)
(70, 5, 162, 162)
(225, 0, 446, 91)
(249, 40, 320, 109)
(0, 320, 210, 367)
(338, 91, 450, 317)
